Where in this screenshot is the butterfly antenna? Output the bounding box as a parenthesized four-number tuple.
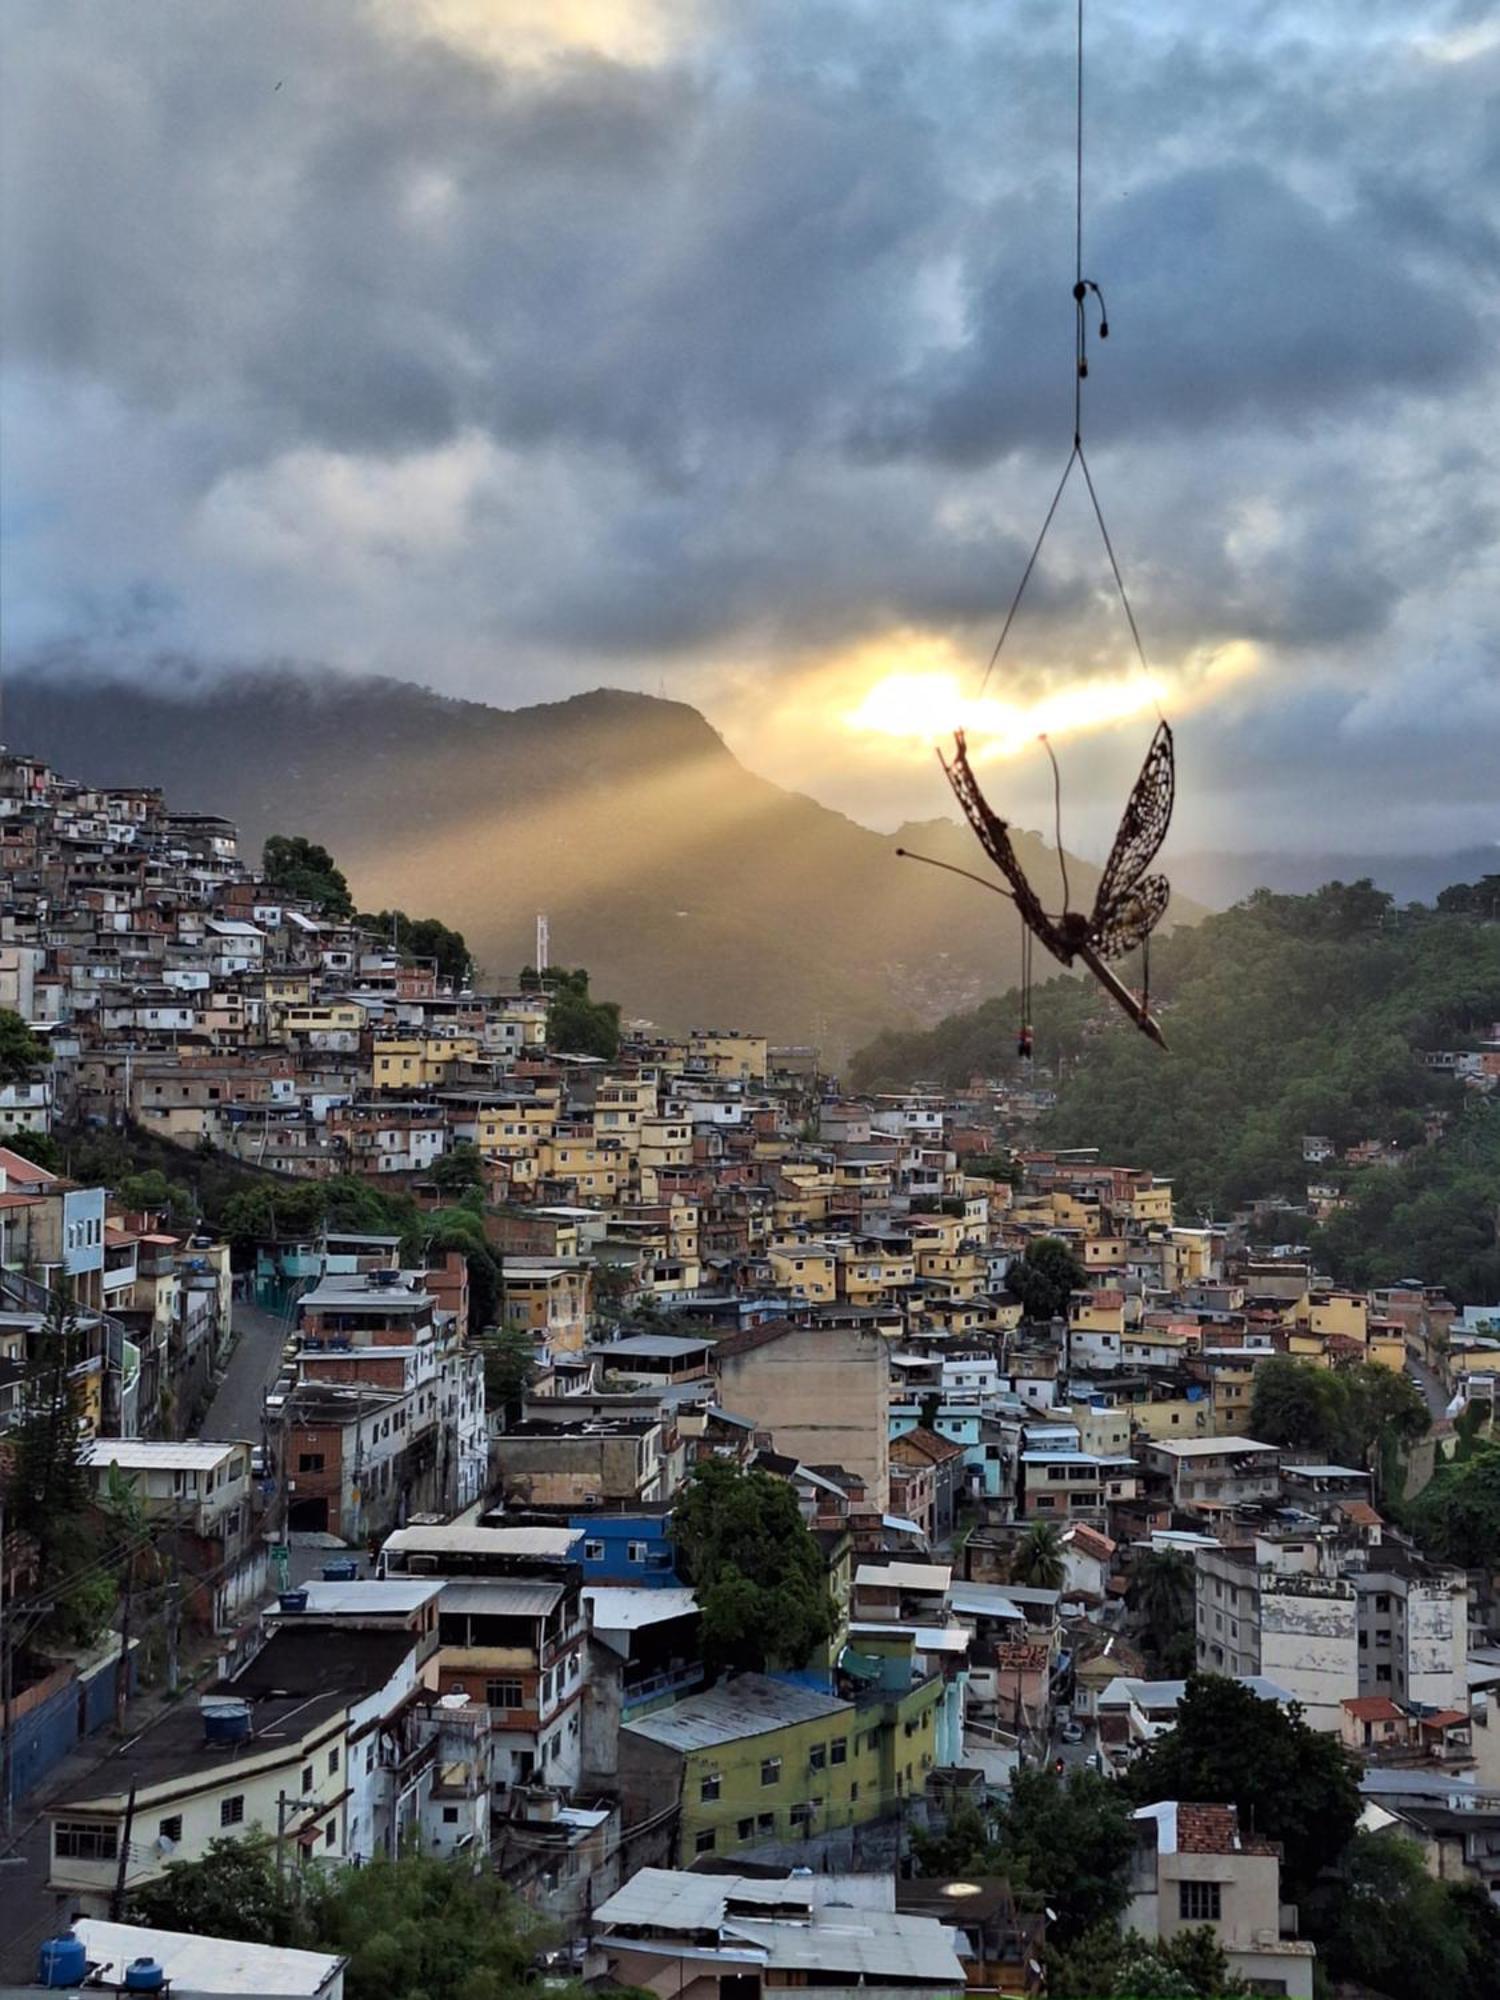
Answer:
(1040, 734, 1072, 914)
(895, 849, 1017, 902)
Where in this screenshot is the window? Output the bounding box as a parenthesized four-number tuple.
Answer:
(328, 1748, 339, 1775)
(298, 1453, 325, 1474)
(809, 1743, 826, 1771)
(627, 1540, 649, 1563)
(1179, 1881, 1221, 1923)
(790, 1803, 813, 1827)
(760, 1757, 781, 1785)
(850, 1782, 860, 1803)
(325, 1821, 336, 1849)
(757, 1812, 776, 1834)
(56, 1820, 119, 1862)
(442, 1805, 460, 1825)
(830, 1737, 848, 1766)
(695, 1829, 717, 1855)
(737, 1817, 755, 1840)
(584, 1539, 604, 1563)
(486, 1679, 524, 1709)
(302, 1764, 314, 1793)
(221, 1795, 245, 1827)
(158, 1816, 183, 1845)
(700, 1773, 722, 1803)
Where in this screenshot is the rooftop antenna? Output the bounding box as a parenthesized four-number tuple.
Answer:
(535, 912, 550, 974)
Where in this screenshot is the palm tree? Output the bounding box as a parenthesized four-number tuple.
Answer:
(1130, 1548, 1195, 1657)
(1010, 1520, 1066, 1591)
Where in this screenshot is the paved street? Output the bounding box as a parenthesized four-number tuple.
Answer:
(200, 1298, 295, 1443)
(1406, 1350, 1453, 1420)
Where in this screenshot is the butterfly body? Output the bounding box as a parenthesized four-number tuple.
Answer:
(937, 723, 1174, 1048)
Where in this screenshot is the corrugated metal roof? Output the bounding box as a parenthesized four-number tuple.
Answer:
(438, 1579, 565, 1617)
(621, 1671, 850, 1750)
(73, 1918, 342, 1997)
(383, 1524, 579, 1558)
(82, 1439, 246, 1470)
(585, 1586, 699, 1632)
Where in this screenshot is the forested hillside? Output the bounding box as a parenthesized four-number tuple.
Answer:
(851, 883, 1500, 1301)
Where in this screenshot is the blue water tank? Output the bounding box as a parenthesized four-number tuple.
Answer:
(278, 1588, 309, 1613)
(321, 1558, 358, 1582)
(124, 1957, 166, 1993)
(37, 1934, 88, 1987)
(201, 1696, 253, 1744)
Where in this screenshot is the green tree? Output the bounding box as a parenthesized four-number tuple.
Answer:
(0, 1008, 49, 1086)
(117, 1167, 195, 1222)
(3, 1127, 61, 1171)
(1125, 1674, 1361, 1903)
(2, 1290, 115, 1647)
(1006, 1766, 1136, 1944)
(671, 1460, 834, 1674)
(360, 910, 471, 987)
(1405, 1440, 1500, 1567)
(1050, 1924, 1245, 1999)
(1010, 1521, 1066, 1590)
(262, 834, 354, 916)
(1129, 1549, 1196, 1664)
(1316, 1830, 1500, 2000)
(129, 1835, 301, 1945)
(304, 1850, 543, 2000)
(430, 1143, 485, 1198)
(540, 968, 622, 1061)
(483, 1324, 537, 1422)
(917, 1770, 1134, 1946)
(219, 1180, 329, 1255)
(1009, 1237, 1086, 1323)
(1250, 1355, 1429, 1470)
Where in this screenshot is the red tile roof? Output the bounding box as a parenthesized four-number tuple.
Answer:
(1342, 1696, 1404, 1722)
(891, 1425, 969, 1467)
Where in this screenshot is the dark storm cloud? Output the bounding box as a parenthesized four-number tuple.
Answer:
(3, 0, 1498, 851)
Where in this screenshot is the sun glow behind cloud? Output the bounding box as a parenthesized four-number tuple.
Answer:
(837, 634, 1259, 763)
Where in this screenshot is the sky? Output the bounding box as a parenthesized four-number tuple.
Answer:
(3, 0, 1498, 857)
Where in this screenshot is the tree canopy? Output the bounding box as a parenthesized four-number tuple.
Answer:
(360, 909, 470, 986)
(670, 1459, 834, 1673)
(1402, 1440, 1500, 1568)
(915, 1767, 1135, 1947)
(262, 834, 354, 917)
(532, 967, 622, 1061)
(1312, 1829, 1500, 2000)
(1248, 1354, 1429, 1470)
(1124, 1673, 1361, 1902)
(1008, 1236, 1086, 1323)
(132, 1844, 550, 2000)
(0, 1007, 49, 1085)
(1009, 1520, 1066, 1590)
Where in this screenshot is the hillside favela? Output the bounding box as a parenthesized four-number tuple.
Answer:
(5, 5, 1500, 2000)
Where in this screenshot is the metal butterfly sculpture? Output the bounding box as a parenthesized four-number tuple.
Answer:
(926, 722, 1175, 1049)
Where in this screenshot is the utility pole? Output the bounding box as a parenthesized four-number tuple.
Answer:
(110, 1783, 137, 1920)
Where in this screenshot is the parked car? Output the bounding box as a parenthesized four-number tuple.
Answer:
(1060, 1719, 1085, 1744)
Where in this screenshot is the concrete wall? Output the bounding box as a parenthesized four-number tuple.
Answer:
(714, 1325, 890, 1509)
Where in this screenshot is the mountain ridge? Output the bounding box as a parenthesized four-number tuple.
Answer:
(9, 664, 1201, 1056)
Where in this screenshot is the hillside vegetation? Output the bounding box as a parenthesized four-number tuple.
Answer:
(852, 883, 1500, 1301)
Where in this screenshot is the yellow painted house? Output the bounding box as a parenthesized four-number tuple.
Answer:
(688, 1030, 768, 1082)
(769, 1241, 837, 1302)
(619, 1670, 942, 1866)
(372, 1036, 480, 1090)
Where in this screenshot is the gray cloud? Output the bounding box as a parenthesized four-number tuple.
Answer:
(2, 0, 1498, 853)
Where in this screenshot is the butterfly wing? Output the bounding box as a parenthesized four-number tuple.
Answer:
(940, 733, 1073, 962)
(1091, 872, 1171, 961)
(1088, 721, 1175, 956)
